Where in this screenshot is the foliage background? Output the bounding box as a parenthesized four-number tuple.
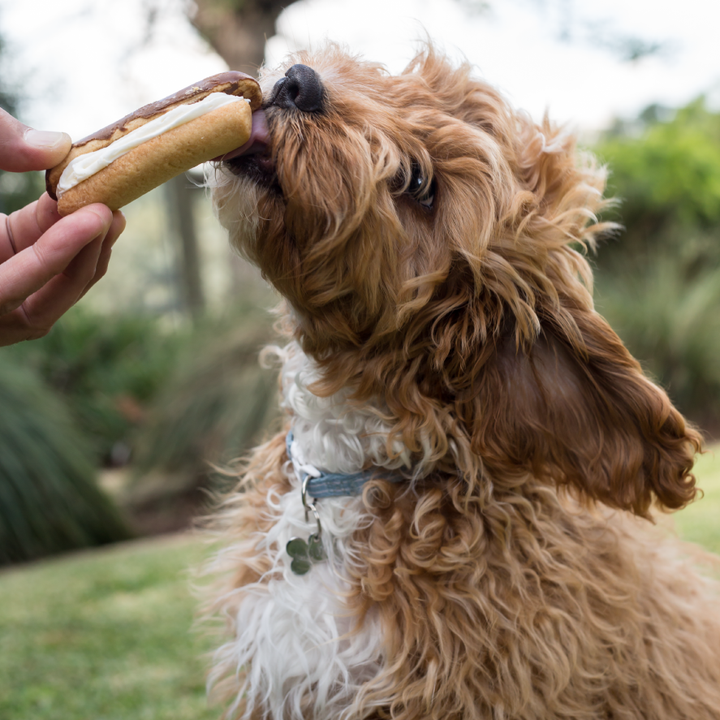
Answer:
(594, 98, 720, 434)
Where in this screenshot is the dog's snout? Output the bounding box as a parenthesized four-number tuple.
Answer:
(270, 64, 324, 113)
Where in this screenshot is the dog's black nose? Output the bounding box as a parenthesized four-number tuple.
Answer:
(270, 64, 324, 113)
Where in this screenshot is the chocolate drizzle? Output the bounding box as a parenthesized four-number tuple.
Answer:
(46, 71, 262, 200)
(74, 72, 261, 146)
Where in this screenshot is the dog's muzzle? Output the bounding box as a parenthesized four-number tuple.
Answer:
(218, 64, 324, 183)
(269, 64, 325, 114)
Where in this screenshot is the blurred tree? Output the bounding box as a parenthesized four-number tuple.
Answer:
(526, 0, 667, 62)
(188, 0, 656, 72)
(189, 0, 297, 73)
(596, 97, 720, 269)
(165, 174, 206, 319)
(593, 97, 720, 433)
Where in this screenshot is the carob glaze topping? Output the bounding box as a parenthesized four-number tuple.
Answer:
(46, 71, 261, 200)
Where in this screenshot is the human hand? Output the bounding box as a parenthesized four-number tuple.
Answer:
(0, 109, 125, 346)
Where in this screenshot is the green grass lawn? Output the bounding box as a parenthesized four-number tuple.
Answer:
(0, 534, 217, 720)
(674, 444, 720, 555)
(0, 449, 718, 720)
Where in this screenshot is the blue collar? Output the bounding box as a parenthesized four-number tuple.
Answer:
(286, 431, 401, 499)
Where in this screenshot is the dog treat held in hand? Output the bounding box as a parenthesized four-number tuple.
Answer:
(46, 72, 262, 216)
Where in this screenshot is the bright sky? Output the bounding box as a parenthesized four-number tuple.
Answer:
(2, 0, 719, 140)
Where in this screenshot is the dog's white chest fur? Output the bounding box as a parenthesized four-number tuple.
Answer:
(211, 344, 409, 719)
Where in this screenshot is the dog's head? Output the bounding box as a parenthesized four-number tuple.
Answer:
(211, 45, 700, 516)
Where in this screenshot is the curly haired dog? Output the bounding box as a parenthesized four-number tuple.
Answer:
(203, 45, 720, 719)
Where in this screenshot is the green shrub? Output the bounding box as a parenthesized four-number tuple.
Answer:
(0, 360, 131, 564)
(595, 258, 720, 427)
(598, 98, 720, 260)
(7, 307, 185, 464)
(131, 308, 279, 499)
(593, 97, 720, 431)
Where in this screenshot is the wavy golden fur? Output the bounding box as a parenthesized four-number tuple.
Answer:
(204, 45, 720, 719)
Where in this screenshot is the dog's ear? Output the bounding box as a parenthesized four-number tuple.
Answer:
(467, 297, 701, 516)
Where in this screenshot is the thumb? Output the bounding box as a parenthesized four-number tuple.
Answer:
(0, 108, 71, 172)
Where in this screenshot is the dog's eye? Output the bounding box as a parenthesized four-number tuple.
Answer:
(407, 163, 436, 209)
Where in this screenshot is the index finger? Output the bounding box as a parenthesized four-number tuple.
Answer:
(0, 194, 62, 262)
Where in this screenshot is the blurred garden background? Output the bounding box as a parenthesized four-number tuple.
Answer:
(0, 0, 718, 717)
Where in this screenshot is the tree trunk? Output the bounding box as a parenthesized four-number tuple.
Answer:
(165, 174, 204, 320)
(189, 0, 296, 74)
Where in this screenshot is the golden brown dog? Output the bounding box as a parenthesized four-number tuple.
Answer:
(203, 45, 720, 719)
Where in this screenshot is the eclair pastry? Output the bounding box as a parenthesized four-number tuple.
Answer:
(46, 72, 262, 216)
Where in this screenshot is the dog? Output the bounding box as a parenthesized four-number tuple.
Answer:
(202, 45, 720, 719)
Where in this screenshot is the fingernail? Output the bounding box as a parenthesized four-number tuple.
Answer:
(24, 129, 70, 150)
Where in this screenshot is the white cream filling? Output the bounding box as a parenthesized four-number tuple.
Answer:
(57, 92, 250, 196)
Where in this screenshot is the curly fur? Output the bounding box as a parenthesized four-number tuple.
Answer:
(202, 45, 720, 719)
